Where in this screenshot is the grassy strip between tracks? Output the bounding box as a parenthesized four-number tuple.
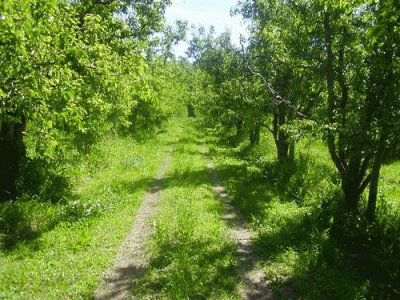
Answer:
(133, 118, 240, 299)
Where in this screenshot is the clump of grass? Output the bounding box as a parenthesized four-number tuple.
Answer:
(139, 192, 237, 299)
(134, 119, 239, 299)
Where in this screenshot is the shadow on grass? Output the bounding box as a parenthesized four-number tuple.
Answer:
(250, 205, 367, 299)
(98, 265, 148, 299)
(163, 135, 205, 148)
(0, 200, 44, 252)
(0, 176, 155, 253)
(0, 126, 176, 253)
(134, 239, 238, 299)
(207, 140, 370, 299)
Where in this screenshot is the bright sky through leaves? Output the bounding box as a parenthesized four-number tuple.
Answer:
(165, 0, 248, 57)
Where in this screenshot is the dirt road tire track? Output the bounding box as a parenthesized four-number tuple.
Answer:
(94, 153, 171, 300)
(205, 151, 275, 300)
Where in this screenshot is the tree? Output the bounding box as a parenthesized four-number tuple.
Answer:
(234, 0, 399, 220)
(189, 28, 266, 146)
(237, 0, 321, 161)
(160, 20, 188, 65)
(321, 0, 400, 217)
(0, 0, 172, 200)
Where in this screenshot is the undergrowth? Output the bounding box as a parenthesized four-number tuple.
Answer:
(206, 126, 400, 299)
(0, 121, 175, 299)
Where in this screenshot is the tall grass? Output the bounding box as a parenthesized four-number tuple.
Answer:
(0, 122, 175, 298)
(134, 119, 239, 299)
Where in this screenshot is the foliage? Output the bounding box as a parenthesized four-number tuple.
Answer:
(239, 0, 323, 161)
(1, 0, 399, 298)
(127, 57, 192, 136)
(194, 0, 400, 220)
(312, 0, 400, 218)
(189, 28, 265, 146)
(158, 19, 188, 63)
(0, 0, 179, 201)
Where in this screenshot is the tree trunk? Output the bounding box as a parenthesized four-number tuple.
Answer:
(0, 117, 26, 201)
(324, 8, 344, 174)
(324, 8, 362, 212)
(366, 149, 383, 222)
(341, 161, 372, 212)
(275, 133, 290, 162)
(272, 104, 293, 162)
(249, 125, 261, 146)
(289, 141, 295, 161)
(235, 118, 244, 141)
(342, 179, 362, 212)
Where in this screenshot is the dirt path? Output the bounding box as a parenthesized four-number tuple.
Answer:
(94, 153, 171, 300)
(94, 142, 273, 299)
(205, 154, 275, 300)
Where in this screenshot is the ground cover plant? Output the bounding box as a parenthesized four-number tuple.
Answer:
(1, 0, 399, 298)
(0, 125, 174, 298)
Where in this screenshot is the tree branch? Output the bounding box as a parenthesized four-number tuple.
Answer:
(246, 62, 308, 119)
(359, 174, 372, 195)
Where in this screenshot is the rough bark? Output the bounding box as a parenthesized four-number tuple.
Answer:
(272, 110, 293, 162)
(342, 177, 362, 211)
(275, 135, 290, 162)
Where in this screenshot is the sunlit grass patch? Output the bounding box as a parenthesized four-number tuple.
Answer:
(0, 123, 176, 299)
(380, 161, 400, 208)
(134, 119, 239, 299)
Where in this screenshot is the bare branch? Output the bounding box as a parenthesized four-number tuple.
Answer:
(246, 62, 308, 119)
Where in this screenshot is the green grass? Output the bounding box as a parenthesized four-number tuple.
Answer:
(134, 118, 240, 299)
(296, 138, 400, 208)
(205, 127, 400, 299)
(380, 161, 400, 209)
(0, 122, 176, 299)
(1, 118, 398, 299)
